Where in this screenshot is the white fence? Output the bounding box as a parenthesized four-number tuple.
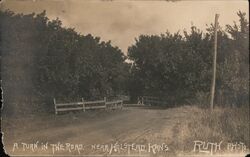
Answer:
(54, 97, 123, 114)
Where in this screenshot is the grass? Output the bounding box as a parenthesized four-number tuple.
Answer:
(2, 102, 249, 156)
(171, 105, 250, 154)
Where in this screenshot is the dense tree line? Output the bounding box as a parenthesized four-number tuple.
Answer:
(128, 11, 249, 107)
(0, 10, 248, 115)
(1, 10, 130, 114)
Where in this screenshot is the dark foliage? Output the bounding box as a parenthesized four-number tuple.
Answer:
(1, 10, 130, 114)
(128, 11, 249, 107)
(1, 10, 248, 115)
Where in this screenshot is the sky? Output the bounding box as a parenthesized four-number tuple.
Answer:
(1, 0, 249, 54)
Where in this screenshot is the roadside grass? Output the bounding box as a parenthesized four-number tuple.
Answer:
(170, 105, 249, 154)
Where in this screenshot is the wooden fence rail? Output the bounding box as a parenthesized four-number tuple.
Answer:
(106, 100, 123, 110)
(54, 97, 123, 114)
(139, 96, 167, 106)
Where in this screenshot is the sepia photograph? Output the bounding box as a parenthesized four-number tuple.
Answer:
(0, 0, 249, 157)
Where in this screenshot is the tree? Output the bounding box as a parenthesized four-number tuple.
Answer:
(128, 11, 249, 107)
(216, 11, 249, 106)
(1, 10, 130, 114)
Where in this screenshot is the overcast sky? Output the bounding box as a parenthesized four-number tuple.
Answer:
(1, 0, 249, 54)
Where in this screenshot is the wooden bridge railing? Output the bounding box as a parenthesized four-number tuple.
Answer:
(138, 96, 167, 106)
(54, 97, 123, 115)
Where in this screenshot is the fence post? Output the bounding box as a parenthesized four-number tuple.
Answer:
(82, 98, 85, 112)
(54, 98, 57, 115)
(104, 97, 107, 110)
(121, 100, 123, 110)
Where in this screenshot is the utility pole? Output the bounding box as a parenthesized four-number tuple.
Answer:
(210, 14, 219, 110)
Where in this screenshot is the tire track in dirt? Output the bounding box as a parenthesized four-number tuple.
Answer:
(83, 108, 188, 155)
(3, 106, 193, 156)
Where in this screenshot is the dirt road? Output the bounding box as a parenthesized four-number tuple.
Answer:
(2, 106, 197, 156)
